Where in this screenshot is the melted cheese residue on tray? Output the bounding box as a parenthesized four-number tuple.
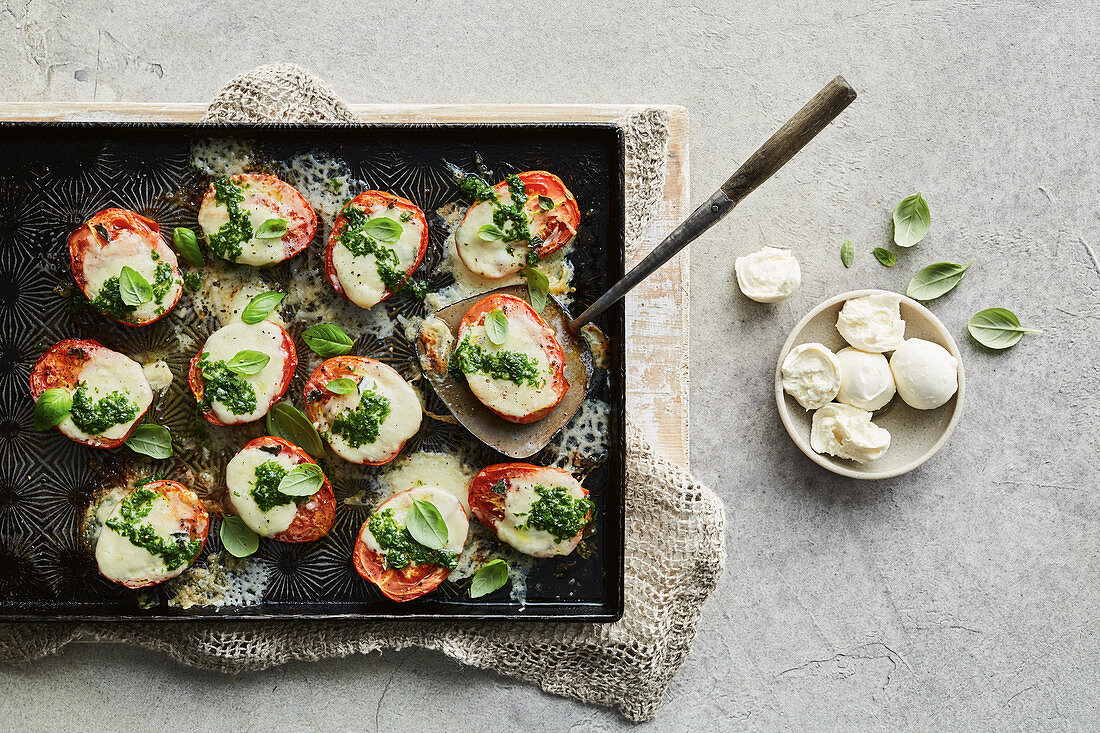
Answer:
(166, 552, 270, 610)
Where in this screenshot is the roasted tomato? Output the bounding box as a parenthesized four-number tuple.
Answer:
(454, 292, 568, 423)
(353, 486, 469, 602)
(69, 208, 183, 326)
(187, 319, 296, 426)
(95, 480, 210, 589)
(324, 191, 429, 309)
(197, 173, 317, 266)
(454, 170, 580, 279)
(29, 338, 153, 449)
(303, 356, 422, 465)
(468, 463, 591, 558)
(224, 436, 335, 543)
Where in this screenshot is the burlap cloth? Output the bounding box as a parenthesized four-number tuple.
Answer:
(0, 65, 725, 722)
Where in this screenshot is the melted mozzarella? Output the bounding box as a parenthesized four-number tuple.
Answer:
(332, 203, 424, 308)
(142, 360, 173, 392)
(464, 321, 557, 419)
(224, 446, 300, 537)
(496, 469, 586, 557)
(82, 230, 180, 322)
(95, 490, 198, 586)
(381, 451, 474, 513)
(454, 191, 532, 278)
(362, 486, 469, 556)
(318, 360, 422, 464)
(200, 320, 288, 424)
(58, 350, 152, 442)
(198, 188, 291, 266)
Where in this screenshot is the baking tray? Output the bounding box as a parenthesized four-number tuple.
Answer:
(0, 122, 626, 621)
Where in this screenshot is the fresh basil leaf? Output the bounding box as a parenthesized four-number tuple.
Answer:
(967, 308, 1042, 349)
(119, 266, 153, 306)
(225, 350, 270, 376)
(906, 260, 973, 301)
(220, 516, 259, 558)
(470, 558, 510, 598)
(484, 308, 509, 346)
(241, 291, 285, 325)
(326, 377, 357, 394)
(301, 323, 354, 357)
(537, 195, 555, 211)
(524, 266, 550, 312)
(873, 247, 896, 267)
(478, 223, 506, 242)
(406, 498, 448, 550)
(254, 218, 288, 239)
(364, 217, 402, 243)
(490, 479, 507, 495)
(893, 192, 931, 247)
(93, 223, 111, 243)
(172, 227, 203, 266)
(33, 388, 71, 431)
(841, 240, 854, 268)
(277, 463, 325, 497)
(265, 402, 325, 457)
(125, 424, 173, 459)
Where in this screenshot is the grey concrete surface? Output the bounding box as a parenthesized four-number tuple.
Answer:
(2, 0, 1098, 730)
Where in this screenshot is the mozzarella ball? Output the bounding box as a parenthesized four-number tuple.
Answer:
(836, 293, 906, 352)
(810, 403, 891, 464)
(781, 343, 841, 410)
(734, 246, 801, 303)
(889, 338, 959, 410)
(834, 347, 896, 411)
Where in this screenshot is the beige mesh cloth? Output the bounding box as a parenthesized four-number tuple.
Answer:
(0, 65, 724, 722)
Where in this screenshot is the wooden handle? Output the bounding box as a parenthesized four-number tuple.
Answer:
(720, 76, 856, 203)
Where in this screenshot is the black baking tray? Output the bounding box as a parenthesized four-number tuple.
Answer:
(0, 122, 626, 622)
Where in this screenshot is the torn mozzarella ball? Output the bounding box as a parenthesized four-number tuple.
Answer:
(781, 343, 841, 410)
(735, 246, 801, 303)
(834, 347, 896, 411)
(836, 293, 905, 352)
(890, 338, 959, 410)
(810, 403, 891, 463)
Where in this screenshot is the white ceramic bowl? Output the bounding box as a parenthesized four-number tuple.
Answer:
(775, 289, 965, 479)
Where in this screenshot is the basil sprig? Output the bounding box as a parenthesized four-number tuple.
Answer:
(906, 261, 973, 301)
(406, 499, 448, 550)
(172, 227, 204, 266)
(225, 350, 270, 376)
(484, 308, 509, 346)
(470, 559, 510, 598)
(241, 291, 285, 325)
(277, 463, 325, 497)
(126, 423, 173, 459)
(873, 247, 896, 267)
(266, 403, 325, 457)
(301, 323, 354, 357)
(33, 388, 71, 431)
(893, 193, 931, 247)
(119, 266, 153, 306)
(524, 266, 549, 313)
(220, 516, 259, 558)
(478, 223, 506, 242)
(254, 218, 288, 239)
(967, 308, 1042, 349)
(841, 240, 854, 268)
(326, 377, 357, 394)
(364, 217, 402, 243)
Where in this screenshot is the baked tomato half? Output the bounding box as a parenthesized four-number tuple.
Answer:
(353, 486, 469, 602)
(69, 208, 183, 326)
(453, 292, 568, 423)
(95, 480, 210, 589)
(224, 436, 335, 543)
(324, 191, 429, 309)
(468, 463, 591, 558)
(30, 338, 153, 449)
(454, 170, 580, 279)
(303, 356, 422, 465)
(197, 173, 317, 266)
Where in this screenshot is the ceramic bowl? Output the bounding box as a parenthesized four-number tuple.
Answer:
(775, 289, 965, 479)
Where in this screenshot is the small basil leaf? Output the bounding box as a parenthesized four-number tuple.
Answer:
(254, 218, 289, 239)
(277, 463, 325, 497)
(478, 223, 506, 242)
(265, 403, 325, 457)
(406, 499, 448, 550)
(301, 323, 354, 357)
(524, 266, 550, 312)
(93, 223, 111, 243)
(225, 350, 270, 376)
(125, 424, 173, 459)
(220, 516, 259, 558)
(484, 308, 509, 346)
(33, 388, 71, 431)
(893, 192, 931, 247)
(241, 291, 285, 325)
(119, 266, 153, 306)
(841, 240, 854, 268)
(364, 217, 402, 243)
(490, 479, 507, 495)
(873, 247, 896, 267)
(537, 195, 555, 211)
(906, 260, 973, 301)
(967, 308, 1042, 350)
(470, 558, 510, 598)
(326, 377, 357, 394)
(172, 227, 204, 266)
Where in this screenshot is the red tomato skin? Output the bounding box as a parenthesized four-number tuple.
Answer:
(68, 208, 183, 326)
(29, 338, 151, 449)
(457, 293, 569, 424)
(233, 436, 335, 543)
(324, 191, 428, 303)
(467, 462, 587, 532)
(186, 324, 297, 427)
(200, 173, 317, 263)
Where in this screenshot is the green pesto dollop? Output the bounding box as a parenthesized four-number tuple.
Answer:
(69, 381, 139, 435)
(249, 459, 308, 513)
(368, 507, 458, 570)
(104, 486, 202, 571)
(336, 205, 427, 298)
(448, 336, 543, 387)
(207, 176, 251, 262)
(330, 386, 391, 448)
(197, 352, 257, 416)
(520, 485, 593, 543)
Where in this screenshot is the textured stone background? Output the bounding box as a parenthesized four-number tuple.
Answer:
(2, 0, 1098, 729)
